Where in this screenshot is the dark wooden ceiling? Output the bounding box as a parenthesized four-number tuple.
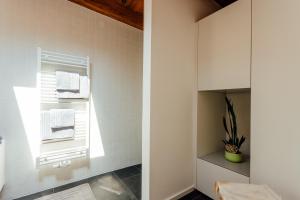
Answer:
(68, 0, 236, 30)
(69, 0, 144, 30)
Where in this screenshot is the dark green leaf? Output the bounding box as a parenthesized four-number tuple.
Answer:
(238, 136, 246, 148)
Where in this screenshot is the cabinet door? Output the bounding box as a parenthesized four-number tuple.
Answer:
(198, 0, 251, 91)
(197, 159, 249, 199)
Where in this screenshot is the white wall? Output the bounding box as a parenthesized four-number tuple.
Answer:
(0, 0, 143, 199)
(251, 0, 300, 199)
(142, 0, 219, 199)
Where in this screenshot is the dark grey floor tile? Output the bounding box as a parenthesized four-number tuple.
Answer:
(178, 190, 201, 200)
(53, 183, 78, 193)
(113, 166, 141, 180)
(53, 175, 97, 193)
(90, 173, 136, 200)
(179, 190, 212, 200)
(193, 196, 212, 200)
(196, 193, 212, 200)
(16, 189, 54, 200)
(134, 164, 142, 171)
(121, 174, 141, 200)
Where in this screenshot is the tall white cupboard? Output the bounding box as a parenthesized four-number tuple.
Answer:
(196, 0, 300, 199)
(197, 0, 251, 91)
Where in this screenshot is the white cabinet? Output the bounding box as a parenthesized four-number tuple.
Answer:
(251, 0, 300, 198)
(197, 0, 251, 91)
(197, 158, 249, 199)
(196, 1, 252, 198)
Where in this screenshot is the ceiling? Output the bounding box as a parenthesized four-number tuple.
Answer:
(68, 0, 236, 30)
(69, 0, 144, 30)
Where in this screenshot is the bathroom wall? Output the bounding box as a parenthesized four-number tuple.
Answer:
(0, 0, 142, 199)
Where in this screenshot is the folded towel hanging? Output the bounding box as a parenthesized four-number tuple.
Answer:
(56, 71, 80, 91)
(41, 111, 52, 140)
(50, 109, 75, 128)
(51, 128, 74, 139)
(57, 76, 89, 99)
(57, 91, 80, 99)
(79, 76, 89, 99)
(41, 111, 75, 141)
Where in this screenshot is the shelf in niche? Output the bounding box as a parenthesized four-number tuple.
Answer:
(198, 151, 250, 177)
(198, 88, 251, 93)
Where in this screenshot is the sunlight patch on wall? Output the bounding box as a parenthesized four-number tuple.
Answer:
(90, 95, 105, 158)
(13, 86, 40, 165)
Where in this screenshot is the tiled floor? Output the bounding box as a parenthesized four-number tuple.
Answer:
(179, 190, 212, 200)
(17, 165, 141, 200)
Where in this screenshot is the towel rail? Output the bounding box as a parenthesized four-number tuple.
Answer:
(41, 50, 88, 68)
(37, 147, 88, 167)
(37, 47, 90, 168)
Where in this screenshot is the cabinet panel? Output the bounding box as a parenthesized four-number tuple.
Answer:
(251, 0, 300, 199)
(197, 158, 249, 199)
(198, 0, 251, 91)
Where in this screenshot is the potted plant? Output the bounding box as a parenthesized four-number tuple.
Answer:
(222, 97, 246, 163)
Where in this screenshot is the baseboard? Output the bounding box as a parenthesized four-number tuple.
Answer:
(165, 185, 195, 200)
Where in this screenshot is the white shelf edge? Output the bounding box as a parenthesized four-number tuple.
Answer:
(198, 88, 251, 93)
(198, 151, 250, 177)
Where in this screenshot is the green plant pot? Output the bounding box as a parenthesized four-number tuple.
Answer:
(225, 151, 243, 163)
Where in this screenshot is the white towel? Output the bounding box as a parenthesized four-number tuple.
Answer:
(41, 111, 75, 141)
(57, 91, 80, 99)
(79, 76, 89, 99)
(57, 76, 89, 99)
(40, 111, 52, 140)
(215, 182, 282, 200)
(50, 109, 75, 128)
(51, 128, 74, 139)
(56, 71, 80, 91)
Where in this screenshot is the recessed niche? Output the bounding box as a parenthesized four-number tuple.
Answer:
(197, 89, 250, 175)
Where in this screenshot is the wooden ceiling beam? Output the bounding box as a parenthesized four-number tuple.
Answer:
(69, 0, 143, 30)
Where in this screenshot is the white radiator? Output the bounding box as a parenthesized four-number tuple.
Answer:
(0, 139, 4, 191)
